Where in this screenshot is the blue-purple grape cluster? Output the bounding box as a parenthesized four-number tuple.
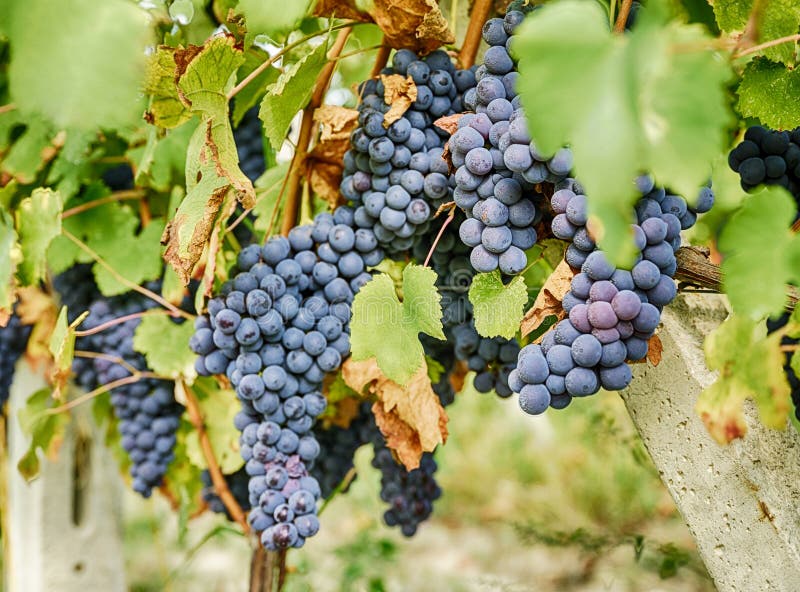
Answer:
(453, 9, 570, 275)
(234, 106, 266, 183)
(728, 125, 800, 205)
(510, 177, 714, 414)
(339, 49, 477, 254)
(68, 283, 184, 497)
(372, 445, 441, 537)
(201, 467, 251, 517)
(190, 206, 385, 549)
(0, 311, 32, 407)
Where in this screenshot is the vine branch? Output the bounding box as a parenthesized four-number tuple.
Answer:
(46, 372, 164, 415)
(182, 382, 250, 534)
(280, 26, 352, 236)
(458, 0, 493, 69)
(62, 230, 193, 320)
(613, 0, 633, 34)
(73, 309, 180, 337)
(62, 190, 146, 218)
(370, 38, 391, 78)
(734, 33, 800, 59)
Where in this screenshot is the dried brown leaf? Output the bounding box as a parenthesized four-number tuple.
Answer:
(15, 287, 57, 371)
(381, 74, 418, 127)
(449, 359, 468, 394)
(520, 259, 575, 338)
(314, 0, 453, 53)
(314, 105, 359, 142)
(343, 357, 447, 470)
(327, 396, 362, 429)
(161, 183, 229, 285)
(309, 161, 346, 209)
(646, 334, 663, 366)
(433, 113, 463, 136)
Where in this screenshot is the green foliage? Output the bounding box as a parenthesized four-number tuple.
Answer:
(5, 0, 151, 131)
(252, 163, 290, 231)
(232, 49, 281, 126)
(49, 306, 80, 379)
(515, 0, 731, 264)
(0, 209, 18, 309)
(351, 265, 444, 385)
(737, 58, 800, 130)
(718, 187, 800, 319)
(184, 378, 244, 474)
(237, 0, 311, 45)
(0, 117, 54, 184)
(133, 315, 197, 379)
(259, 39, 329, 152)
(468, 271, 527, 339)
(14, 188, 62, 285)
(16, 388, 70, 481)
(697, 314, 790, 443)
(714, 0, 800, 65)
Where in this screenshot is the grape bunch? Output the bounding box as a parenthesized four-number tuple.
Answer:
(0, 311, 33, 407)
(452, 9, 571, 275)
(728, 125, 800, 203)
(310, 403, 380, 497)
(510, 177, 714, 414)
(768, 313, 800, 421)
(71, 287, 185, 497)
(234, 106, 267, 183)
(189, 206, 386, 549)
(201, 467, 251, 517)
(372, 444, 441, 537)
(339, 49, 478, 254)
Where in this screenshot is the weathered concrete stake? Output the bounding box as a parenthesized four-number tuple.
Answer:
(622, 293, 800, 592)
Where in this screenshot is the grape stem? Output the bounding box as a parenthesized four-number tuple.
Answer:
(458, 0, 493, 69)
(280, 26, 353, 237)
(62, 230, 194, 321)
(734, 33, 800, 59)
(61, 190, 146, 219)
(45, 372, 164, 415)
(73, 309, 182, 337)
(613, 0, 633, 34)
(182, 381, 251, 534)
(370, 39, 391, 78)
(0, 103, 16, 115)
(74, 350, 140, 376)
(734, 0, 769, 55)
(423, 208, 456, 267)
(227, 21, 363, 101)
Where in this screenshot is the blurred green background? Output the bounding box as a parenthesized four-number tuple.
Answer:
(125, 382, 712, 592)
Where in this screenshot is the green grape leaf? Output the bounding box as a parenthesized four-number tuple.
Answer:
(718, 187, 800, 319)
(184, 379, 243, 474)
(0, 209, 19, 310)
(351, 264, 444, 385)
(697, 314, 790, 443)
(176, 35, 255, 208)
(164, 417, 205, 518)
(15, 188, 62, 285)
(143, 47, 193, 129)
(45, 131, 95, 201)
(737, 58, 800, 130)
(514, 0, 731, 264)
(237, 0, 311, 44)
(232, 49, 281, 127)
(0, 118, 56, 184)
(468, 271, 527, 339)
(91, 220, 165, 296)
(6, 0, 151, 131)
(252, 163, 290, 232)
(259, 40, 329, 153)
(131, 119, 198, 192)
(17, 388, 70, 481)
(133, 315, 197, 379)
(714, 0, 800, 65)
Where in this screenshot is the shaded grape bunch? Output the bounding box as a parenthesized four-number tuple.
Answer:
(0, 311, 33, 407)
(767, 313, 800, 422)
(453, 8, 570, 275)
(234, 107, 266, 183)
(201, 467, 252, 517)
(372, 445, 441, 537)
(101, 163, 135, 192)
(310, 403, 381, 498)
(511, 176, 714, 415)
(339, 49, 478, 254)
(70, 284, 184, 497)
(728, 125, 800, 204)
